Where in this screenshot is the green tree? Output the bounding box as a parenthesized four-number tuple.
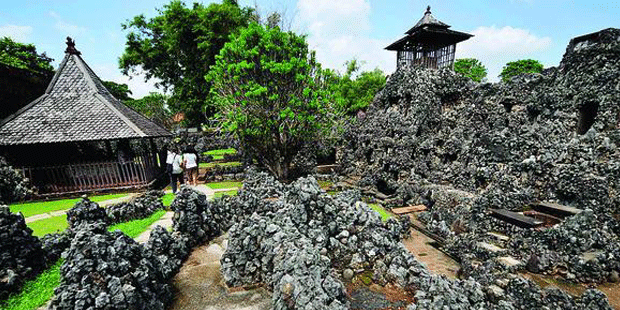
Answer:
(0, 37, 54, 75)
(499, 59, 544, 82)
(125, 93, 173, 129)
(454, 58, 487, 82)
(329, 59, 386, 115)
(119, 0, 253, 126)
(102, 81, 133, 101)
(208, 23, 330, 181)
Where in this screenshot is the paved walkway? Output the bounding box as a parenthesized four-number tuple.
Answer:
(166, 184, 240, 199)
(134, 211, 175, 243)
(24, 193, 139, 224)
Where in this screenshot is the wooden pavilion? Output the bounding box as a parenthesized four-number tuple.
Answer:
(385, 6, 473, 70)
(0, 38, 172, 196)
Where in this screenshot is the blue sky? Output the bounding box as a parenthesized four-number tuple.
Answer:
(1, 0, 619, 97)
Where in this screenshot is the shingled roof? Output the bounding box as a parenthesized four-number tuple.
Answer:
(385, 6, 473, 51)
(0, 37, 171, 146)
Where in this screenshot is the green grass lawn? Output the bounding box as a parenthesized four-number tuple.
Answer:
(206, 181, 243, 189)
(368, 203, 393, 222)
(318, 180, 334, 189)
(9, 193, 129, 218)
(0, 260, 62, 310)
(161, 193, 175, 207)
(199, 161, 242, 169)
(203, 148, 237, 160)
(27, 215, 68, 237)
(108, 210, 167, 238)
(213, 189, 239, 198)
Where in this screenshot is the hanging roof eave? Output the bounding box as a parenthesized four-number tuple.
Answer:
(385, 28, 474, 51)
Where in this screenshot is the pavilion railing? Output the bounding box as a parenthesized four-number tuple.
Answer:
(21, 153, 161, 196)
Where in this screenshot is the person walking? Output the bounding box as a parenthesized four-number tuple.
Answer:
(166, 146, 176, 176)
(170, 148, 184, 193)
(183, 147, 199, 186)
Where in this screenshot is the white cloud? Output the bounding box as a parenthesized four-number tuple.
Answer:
(296, 0, 394, 75)
(91, 63, 163, 99)
(457, 26, 552, 81)
(0, 24, 33, 42)
(49, 11, 87, 36)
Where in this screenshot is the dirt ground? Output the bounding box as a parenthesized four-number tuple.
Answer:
(523, 272, 620, 310)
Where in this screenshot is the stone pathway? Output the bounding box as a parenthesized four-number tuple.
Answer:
(134, 211, 174, 243)
(24, 193, 139, 224)
(169, 235, 272, 310)
(166, 184, 240, 199)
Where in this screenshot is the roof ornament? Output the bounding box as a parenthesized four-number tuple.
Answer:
(425, 5, 431, 15)
(65, 37, 81, 55)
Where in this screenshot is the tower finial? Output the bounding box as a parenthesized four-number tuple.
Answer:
(65, 37, 81, 55)
(426, 5, 431, 14)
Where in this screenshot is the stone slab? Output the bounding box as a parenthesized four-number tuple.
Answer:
(497, 256, 522, 267)
(391, 205, 428, 214)
(477, 242, 505, 253)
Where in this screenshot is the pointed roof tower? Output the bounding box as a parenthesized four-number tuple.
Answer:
(408, 6, 450, 33)
(0, 37, 170, 145)
(386, 6, 473, 70)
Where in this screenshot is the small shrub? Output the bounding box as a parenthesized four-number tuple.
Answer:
(499, 59, 544, 82)
(454, 58, 487, 82)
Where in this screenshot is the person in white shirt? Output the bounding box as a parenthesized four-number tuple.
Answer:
(183, 148, 199, 186)
(166, 148, 176, 176)
(170, 147, 184, 193)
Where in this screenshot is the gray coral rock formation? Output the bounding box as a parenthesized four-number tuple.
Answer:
(220, 173, 612, 309)
(0, 206, 47, 300)
(341, 28, 620, 285)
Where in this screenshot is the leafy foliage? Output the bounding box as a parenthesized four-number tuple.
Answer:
(119, 0, 254, 126)
(0, 37, 54, 75)
(499, 59, 544, 82)
(124, 93, 173, 129)
(454, 58, 487, 82)
(102, 80, 133, 101)
(208, 23, 330, 181)
(327, 59, 386, 115)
